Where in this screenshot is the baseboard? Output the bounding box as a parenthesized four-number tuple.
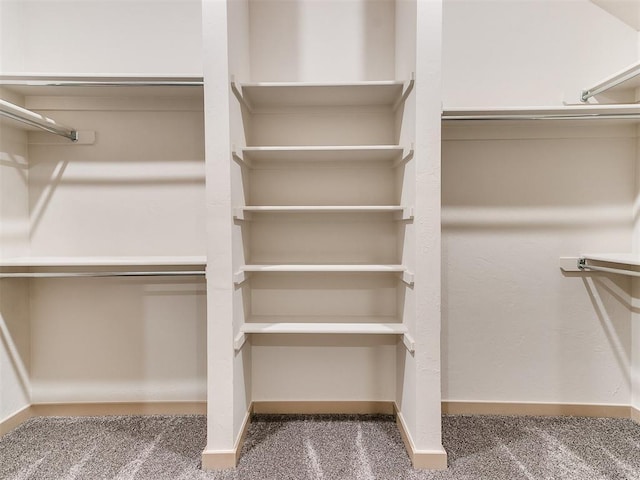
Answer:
(442, 401, 631, 418)
(394, 406, 448, 470)
(252, 400, 395, 415)
(632, 407, 640, 423)
(0, 405, 34, 437)
(0, 401, 206, 437)
(201, 405, 253, 470)
(31, 401, 207, 417)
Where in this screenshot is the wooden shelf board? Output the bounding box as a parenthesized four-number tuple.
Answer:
(240, 81, 404, 108)
(239, 206, 405, 213)
(241, 145, 405, 163)
(240, 264, 406, 273)
(240, 322, 407, 335)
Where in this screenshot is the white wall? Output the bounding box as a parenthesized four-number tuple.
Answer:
(442, 0, 639, 407)
(20, 95, 207, 403)
(442, 125, 634, 405)
(3, 0, 202, 75)
(0, 85, 31, 421)
(0, 120, 31, 422)
(443, 0, 638, 107)
(249, 0, 395, 82)
(0, 0, 25, 73)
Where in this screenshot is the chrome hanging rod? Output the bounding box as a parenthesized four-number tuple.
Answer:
(0, 271, 206, 279)
(577, 258, 640, 277)
(0, 98, 78, 141)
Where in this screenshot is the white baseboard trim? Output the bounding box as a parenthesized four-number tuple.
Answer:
(442, 401, 631, 418)
(632, 407, 640, 423)
(394, 406, 448, 470)
(252, 400, 395, 415)
(0, 401, 206, 437)
(201, 405, 253, 469)
(0, 405, 34, 437)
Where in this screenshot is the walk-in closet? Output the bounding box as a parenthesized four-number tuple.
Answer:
(4, 0, 640, 476)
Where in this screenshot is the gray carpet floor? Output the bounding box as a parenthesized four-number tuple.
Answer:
(2, 413, 640, 479)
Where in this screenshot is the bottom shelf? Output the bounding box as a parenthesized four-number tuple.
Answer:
(234, 319, 414, 353)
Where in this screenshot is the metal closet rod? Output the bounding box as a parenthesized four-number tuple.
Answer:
(0, 98, 78, 141)
(0, 271, 206, 278)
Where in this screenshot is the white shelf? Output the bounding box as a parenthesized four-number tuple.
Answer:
(0, 73, 204, 97)
(234, 205, 413, 221)
(241, 322, 407, 335)
(560, 254, 640, 275)
(234, 318, 414, 352)
(582, 253, 640, 267)
(581, 61, 640, 102)
(442, 104, 640, 123)
(239, 206, 403, 212)
(234, 264, 414, 287)
(237, 80, 406, 109)
(238, 145, 407, 165)
(240, 264, 406, 273)
(0, 256, 206, 268)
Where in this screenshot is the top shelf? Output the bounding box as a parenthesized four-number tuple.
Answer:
(234, 80, 409, 110)
(0, 74, 204, 97)
(0, 256, 206, 268)
(581, 61, 640, 102)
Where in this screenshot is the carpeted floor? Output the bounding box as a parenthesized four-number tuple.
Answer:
(2, 413, 640, 479)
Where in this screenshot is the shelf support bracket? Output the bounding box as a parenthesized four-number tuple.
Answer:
(395, 207, 414, 221)
(402, 332, 415, 354)
(233, 270, 249, 286)
(233, 208, 249, 222)
(393, 72, 415, 111)
(234, 332, 247, 351)
(230, 76, 253, 113)
(393, 145, 414, 169)
(232, 150, 253, 169)
(399, 270, 414, 286)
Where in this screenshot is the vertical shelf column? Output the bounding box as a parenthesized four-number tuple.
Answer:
(393, 0, 447, 470)
(201, 0, 252, 469)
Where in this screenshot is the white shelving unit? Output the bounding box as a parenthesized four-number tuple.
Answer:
(203, 0, 444, 470)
